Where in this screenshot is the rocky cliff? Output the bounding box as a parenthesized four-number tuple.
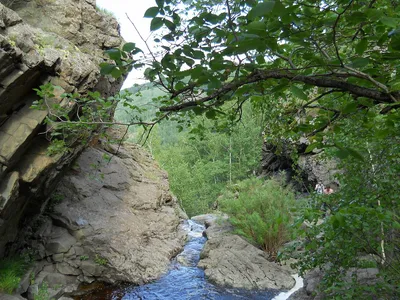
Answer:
(18, 140, 186, 298)
(0, 0, 123, 256)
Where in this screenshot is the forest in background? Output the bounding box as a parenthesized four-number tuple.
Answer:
(115, 83, 265, 217)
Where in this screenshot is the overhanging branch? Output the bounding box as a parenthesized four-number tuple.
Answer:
(160, 69, 400, 112)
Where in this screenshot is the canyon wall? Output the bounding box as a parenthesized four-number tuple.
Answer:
(0, 0, 123, 257)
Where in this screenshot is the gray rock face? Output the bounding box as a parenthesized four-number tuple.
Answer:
(21, 142, 186, 298)
(0, 0, 124, 256)
(261, 140, 340, 190)
(194, 214, 295, 290)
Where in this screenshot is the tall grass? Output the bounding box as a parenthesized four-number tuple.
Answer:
(0, 256, 31, 293)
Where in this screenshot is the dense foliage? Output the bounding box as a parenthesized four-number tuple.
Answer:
(293, 108, 400, 298)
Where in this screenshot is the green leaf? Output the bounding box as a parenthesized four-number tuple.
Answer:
(193, 106, 205, 115)
(305, 142, 322, 153)
(175, 81, 185, 90)
(351, 57, 370, 68)
(99, 63, 115, 75)
(290, 85, 308, 100)
(205, 110, 217, 119)
(247, 21, 267, 33)
(390, 34, 400, 51)
(192, 50, 205, 59)
(122, 43, 137, 52)
(248, 1, 275, 19)
(342, 102, 358, 113)
(335, 149, 350, 159)
(346, 148, 364, 161)
(355, 39, 368, 55)
(164, 19, 176, 31)
(144, 7, 159, 18)
(110, 67, 122, 79)
(155, 0, 164, 8)
(105, 49, 121, 60)
(380, 17, 399, 28)
(150, 17, 164, 31)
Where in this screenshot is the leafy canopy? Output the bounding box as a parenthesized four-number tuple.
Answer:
(103, 0, 400, 134)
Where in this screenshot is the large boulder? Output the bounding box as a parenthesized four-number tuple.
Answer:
(194, 214, 295, 291)
(19, 141, 187, 298)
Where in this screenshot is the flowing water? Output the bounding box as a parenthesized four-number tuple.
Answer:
(85, 220, 302, 300)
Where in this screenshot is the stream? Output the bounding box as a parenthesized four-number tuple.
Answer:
(86, 220, 302, 299)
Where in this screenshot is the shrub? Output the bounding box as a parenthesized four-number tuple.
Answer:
(219, 177, 295, 259)
(34, 282, 50, 300)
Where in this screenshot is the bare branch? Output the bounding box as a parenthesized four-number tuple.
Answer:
(275, 53, 296, 69)
(125, 13, 169, 91)
(302, 90, 342, 108)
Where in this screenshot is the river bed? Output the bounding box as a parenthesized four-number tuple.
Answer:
(85, 220, 302, 299)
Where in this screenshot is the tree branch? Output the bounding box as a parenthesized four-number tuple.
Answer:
(332, 0, 354, 66)
(160, 69, 399, 112)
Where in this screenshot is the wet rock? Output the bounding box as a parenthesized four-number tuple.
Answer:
(195, 214, 295, 290)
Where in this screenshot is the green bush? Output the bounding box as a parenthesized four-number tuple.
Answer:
(0, 256, 30, 293)
(34, 282, 50, 300)
(219, 177, 295, 259)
